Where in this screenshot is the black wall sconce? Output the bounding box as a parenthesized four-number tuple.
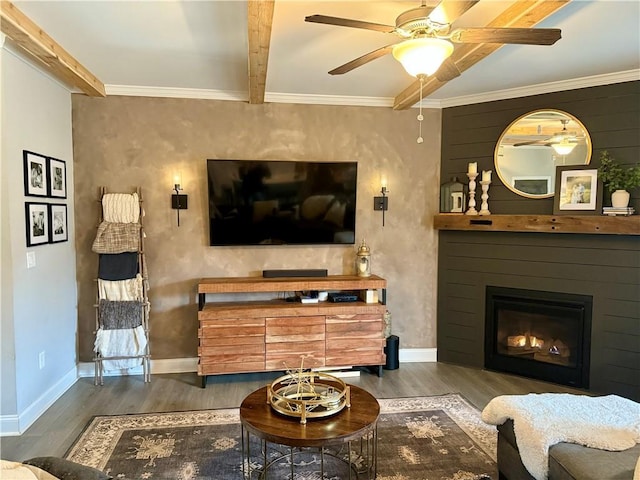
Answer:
(373, 184, 389, 227)
(171, 181, 188, 226)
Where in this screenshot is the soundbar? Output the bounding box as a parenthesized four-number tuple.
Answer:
(263, 269, 328, 278)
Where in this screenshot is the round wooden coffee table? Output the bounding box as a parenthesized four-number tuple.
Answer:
(240, 384, 379, 479)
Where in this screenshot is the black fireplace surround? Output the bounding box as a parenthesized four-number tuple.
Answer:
(485, 286, 593, 388)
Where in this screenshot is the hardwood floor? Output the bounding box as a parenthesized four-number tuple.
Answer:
(0, 362, 585, 461)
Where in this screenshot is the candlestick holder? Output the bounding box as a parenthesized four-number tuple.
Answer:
(479, 180, 491, 215)
(465, 172, 479, 215)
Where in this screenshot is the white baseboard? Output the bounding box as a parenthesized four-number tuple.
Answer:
(400, 348, 437, 363)
(76, 348, 437, 378)
(0, 415, 20, 437)
(3, 349, 437, 436)
(0, 366, 78, 436)
(77, 357, 199, 378)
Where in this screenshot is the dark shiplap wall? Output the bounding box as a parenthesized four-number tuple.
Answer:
(437, 231, 639, 400)
(441, 81, 640, 213)
(438, 81, 640, 401)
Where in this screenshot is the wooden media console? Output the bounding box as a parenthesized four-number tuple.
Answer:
(197, 275, 387, 388)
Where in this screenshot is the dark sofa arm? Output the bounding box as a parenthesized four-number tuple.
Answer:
(497, 420, 535, 480)
(23, 457, 111, 480)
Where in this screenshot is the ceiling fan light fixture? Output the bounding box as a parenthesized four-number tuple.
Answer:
(552, 139, 578, 155)
(392, 37, 454, 77)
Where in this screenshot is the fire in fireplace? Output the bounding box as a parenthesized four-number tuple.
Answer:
(485, 286, 592, 388)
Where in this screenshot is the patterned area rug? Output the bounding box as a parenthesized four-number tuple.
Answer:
(66, 393, 497, 480)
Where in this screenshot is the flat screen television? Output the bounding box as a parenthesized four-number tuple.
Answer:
(207, 159, 357, 246)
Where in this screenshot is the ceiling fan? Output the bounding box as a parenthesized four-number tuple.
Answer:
(514, 120, 583, 155)
(305, 0, 562, 81)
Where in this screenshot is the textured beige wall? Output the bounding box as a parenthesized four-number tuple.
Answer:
(72, 95, 441, 361)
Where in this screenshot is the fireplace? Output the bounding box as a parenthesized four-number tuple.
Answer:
(484, 286, 592, 388)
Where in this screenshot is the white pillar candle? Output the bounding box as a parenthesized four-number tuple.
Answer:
(482, 170, 492, 182)
(468, 162, 477, 174)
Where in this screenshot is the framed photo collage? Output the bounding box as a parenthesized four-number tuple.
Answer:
(23, 150, 68, 246)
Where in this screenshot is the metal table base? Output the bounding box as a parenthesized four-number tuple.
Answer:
(241, 423, 377, 480)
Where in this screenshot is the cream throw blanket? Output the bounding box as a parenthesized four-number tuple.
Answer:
(482, 393, 640, 480)
(98, 274, 144, 301)
(0, 460, 58, 480)
(94, 325, 147, 371)
(102, 192, 140, 223)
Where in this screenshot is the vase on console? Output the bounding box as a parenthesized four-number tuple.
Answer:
(611, 190, 630, 208)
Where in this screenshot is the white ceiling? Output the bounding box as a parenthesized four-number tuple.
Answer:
(10, 0, 640, 107)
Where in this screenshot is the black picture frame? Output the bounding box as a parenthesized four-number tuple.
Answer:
(23, 150, 48, 197)
(49, 204, 68, 243)
(25, 202, 50, 246)
(553, 166, 602, 215)
(48, 157, 67, 198)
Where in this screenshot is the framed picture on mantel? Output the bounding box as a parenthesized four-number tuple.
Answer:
(553, 166, 602, 215)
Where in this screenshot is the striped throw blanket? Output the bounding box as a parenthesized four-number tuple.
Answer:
(92, 222, 140, 254)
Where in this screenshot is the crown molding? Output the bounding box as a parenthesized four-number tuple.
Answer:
(437, 70, 640, 108)
(265, 92, 402, 108)
(104, 85, 410, 108)
(98, 70, 639, 109)
(6, 36, 636, 109)
(105, 84, 249, 102)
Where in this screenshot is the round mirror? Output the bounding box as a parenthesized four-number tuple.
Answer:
(494, 109, 592, 198)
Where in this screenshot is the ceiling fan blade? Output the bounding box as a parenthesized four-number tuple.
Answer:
(329, 44, 397, 75)
(434, 58, 460, 82)
(428, 0, 479, 26)
(305, 15, 396, 33)
(450, 27, 562, 45)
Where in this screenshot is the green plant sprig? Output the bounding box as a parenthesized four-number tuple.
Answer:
(598, 151, 640, 191)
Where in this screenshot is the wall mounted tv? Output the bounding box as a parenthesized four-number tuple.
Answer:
(207, 159, 357, 246)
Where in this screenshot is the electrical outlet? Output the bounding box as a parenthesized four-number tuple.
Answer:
(26, 251, 36, 269)
(39, 351, 45, 369)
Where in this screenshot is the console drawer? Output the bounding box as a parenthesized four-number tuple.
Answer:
(266, 340, 325, 370)
(198, 361, 265, 375)
(326, 314, 384, 367)
(265, 316, 326, 369)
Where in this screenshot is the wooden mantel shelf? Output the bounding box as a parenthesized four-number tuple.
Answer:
(434, 214, 640, 235)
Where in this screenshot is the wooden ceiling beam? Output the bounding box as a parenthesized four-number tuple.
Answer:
(1, 1, 105, 97)
(393, 0, 569, 110)
(248, 0, 275, 104)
